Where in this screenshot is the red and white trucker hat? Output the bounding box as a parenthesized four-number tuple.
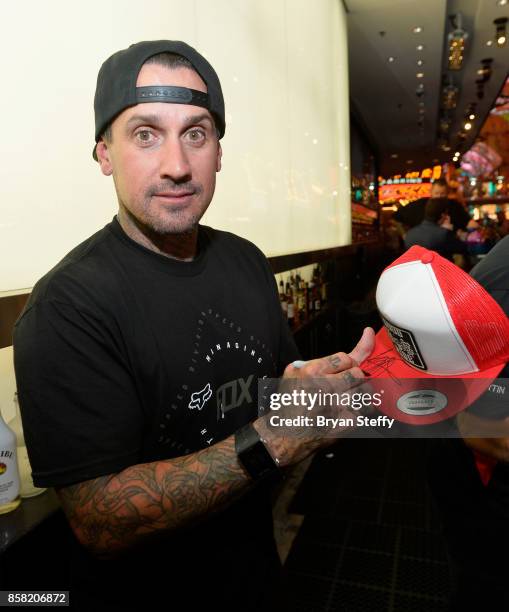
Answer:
(361, 245, 509, 424)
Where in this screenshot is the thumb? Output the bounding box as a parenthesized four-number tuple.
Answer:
(348, 327, 376, 365)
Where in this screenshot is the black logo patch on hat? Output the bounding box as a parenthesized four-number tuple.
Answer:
(382, 317, 427, 370)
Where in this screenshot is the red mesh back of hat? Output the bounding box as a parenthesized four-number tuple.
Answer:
(385, 246, 509, 370)
(430, 255, 509, 370)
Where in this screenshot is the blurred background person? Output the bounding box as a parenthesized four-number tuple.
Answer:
(404, 198, 468, 261)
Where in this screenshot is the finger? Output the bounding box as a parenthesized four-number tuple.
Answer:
(307, 352, 354, 376)
(336, 366, 365, 390)
(348, 327, 376, 366)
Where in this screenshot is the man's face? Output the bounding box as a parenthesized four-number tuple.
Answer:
(430, 183, 448, 199)
(97, 63, 222, 235)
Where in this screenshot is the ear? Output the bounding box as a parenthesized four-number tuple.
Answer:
(216, 142, 222, 173)
(95, 140, 113, 176)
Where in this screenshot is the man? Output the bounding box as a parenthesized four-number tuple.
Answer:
(426, 235, 509, 609)
(403, 197, 468, 260)
(13, 41, 374, 610)
(393, 178, 471, 232)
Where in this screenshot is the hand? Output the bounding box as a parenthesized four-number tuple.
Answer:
(255, 328, 376, 466)
(282, 326, 375, 380)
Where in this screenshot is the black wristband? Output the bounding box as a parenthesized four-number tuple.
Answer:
(235, 422, 280, 482)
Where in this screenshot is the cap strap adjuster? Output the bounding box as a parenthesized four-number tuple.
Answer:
(135, 86, 210, 109)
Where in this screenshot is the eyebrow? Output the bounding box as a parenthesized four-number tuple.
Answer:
(125, 112, 214, 131)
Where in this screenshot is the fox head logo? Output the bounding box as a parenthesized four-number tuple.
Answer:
(188, 383, 213, 411)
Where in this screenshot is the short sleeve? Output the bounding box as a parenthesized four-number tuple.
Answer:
(13, 300, 143, 487)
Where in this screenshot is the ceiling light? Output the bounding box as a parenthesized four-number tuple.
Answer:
(455, 151, 460, 156)
(487, 39, 494, 46)
(477, 58, 494, 82)
(464, 122, 472, 130)
(442, 84, 459, 109)
(406, 159, 414, 164)
(388, 56, 395, 62)
(413, 26, 423, 33)
(448, 14, 468, 70)
(439, 117, 451, 134)
(469, 113, 476, 120)
(494, 17, 508, 46)
(417, 59, 424, 66)
(390, 153, 398, 158)
(416, 44, 425, 51)
(497, 0, 508, 6)
(416, 72, 424, 78)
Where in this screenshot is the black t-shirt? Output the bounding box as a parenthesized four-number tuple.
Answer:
(13, 217, 300, 609)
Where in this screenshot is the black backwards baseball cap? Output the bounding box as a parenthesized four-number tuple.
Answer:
(92, 40, 225, 161)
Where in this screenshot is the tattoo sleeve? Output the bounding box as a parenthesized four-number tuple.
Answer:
(56, 435, 252, 557)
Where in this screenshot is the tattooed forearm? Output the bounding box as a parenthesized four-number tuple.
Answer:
(56, 435, 251, 557)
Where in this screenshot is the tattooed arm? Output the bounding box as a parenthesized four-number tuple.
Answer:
(57, 329, 375, 558)
(56, 435, 251, 558)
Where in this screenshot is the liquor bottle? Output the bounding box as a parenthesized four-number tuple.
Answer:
(299, 277, 308, 321)
(313, 280, 321, 312)
(286, 281, 295, 328)
(307, 280, 314, 316)
(0, 405, 21, 515)
(279, 277, 287, 315)
(319, 264, 328, 303)
(9, 393, 46, 498)
(289, 271, 296, 294)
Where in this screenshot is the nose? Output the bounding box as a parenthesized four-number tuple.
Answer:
(158, 135, 192, 182)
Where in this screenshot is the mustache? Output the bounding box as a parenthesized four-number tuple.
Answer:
(147, 181, 202, 197)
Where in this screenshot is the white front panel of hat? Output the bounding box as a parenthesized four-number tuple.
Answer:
(376, 261, 478, 375)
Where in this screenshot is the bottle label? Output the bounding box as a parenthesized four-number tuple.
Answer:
(287, 303, 295, 318)
(0, 455, 20, 505)
(315, 299, 321, 310)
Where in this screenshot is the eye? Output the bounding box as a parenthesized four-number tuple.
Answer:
(186, 129, 206, 143)
(135, 129, 155, 144)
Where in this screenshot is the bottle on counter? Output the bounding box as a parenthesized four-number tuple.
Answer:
(313, 280, 321, 312)
(299, 276, 308, 322)
(319, 264, 328, 304)
(279, 277, 288, 315)
(286, 280, 295, 328)
(307, 280, 314, 316)
(0, 404, 21, 515)
(8, 393, 46, 499)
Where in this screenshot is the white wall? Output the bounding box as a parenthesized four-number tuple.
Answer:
(0, 0, 351, 294)
(0, 348, 16, 423)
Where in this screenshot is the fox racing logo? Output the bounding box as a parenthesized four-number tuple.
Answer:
(188, 383, 213, 411)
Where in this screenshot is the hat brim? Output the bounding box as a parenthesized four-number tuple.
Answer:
(360, 327, 506, 425)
